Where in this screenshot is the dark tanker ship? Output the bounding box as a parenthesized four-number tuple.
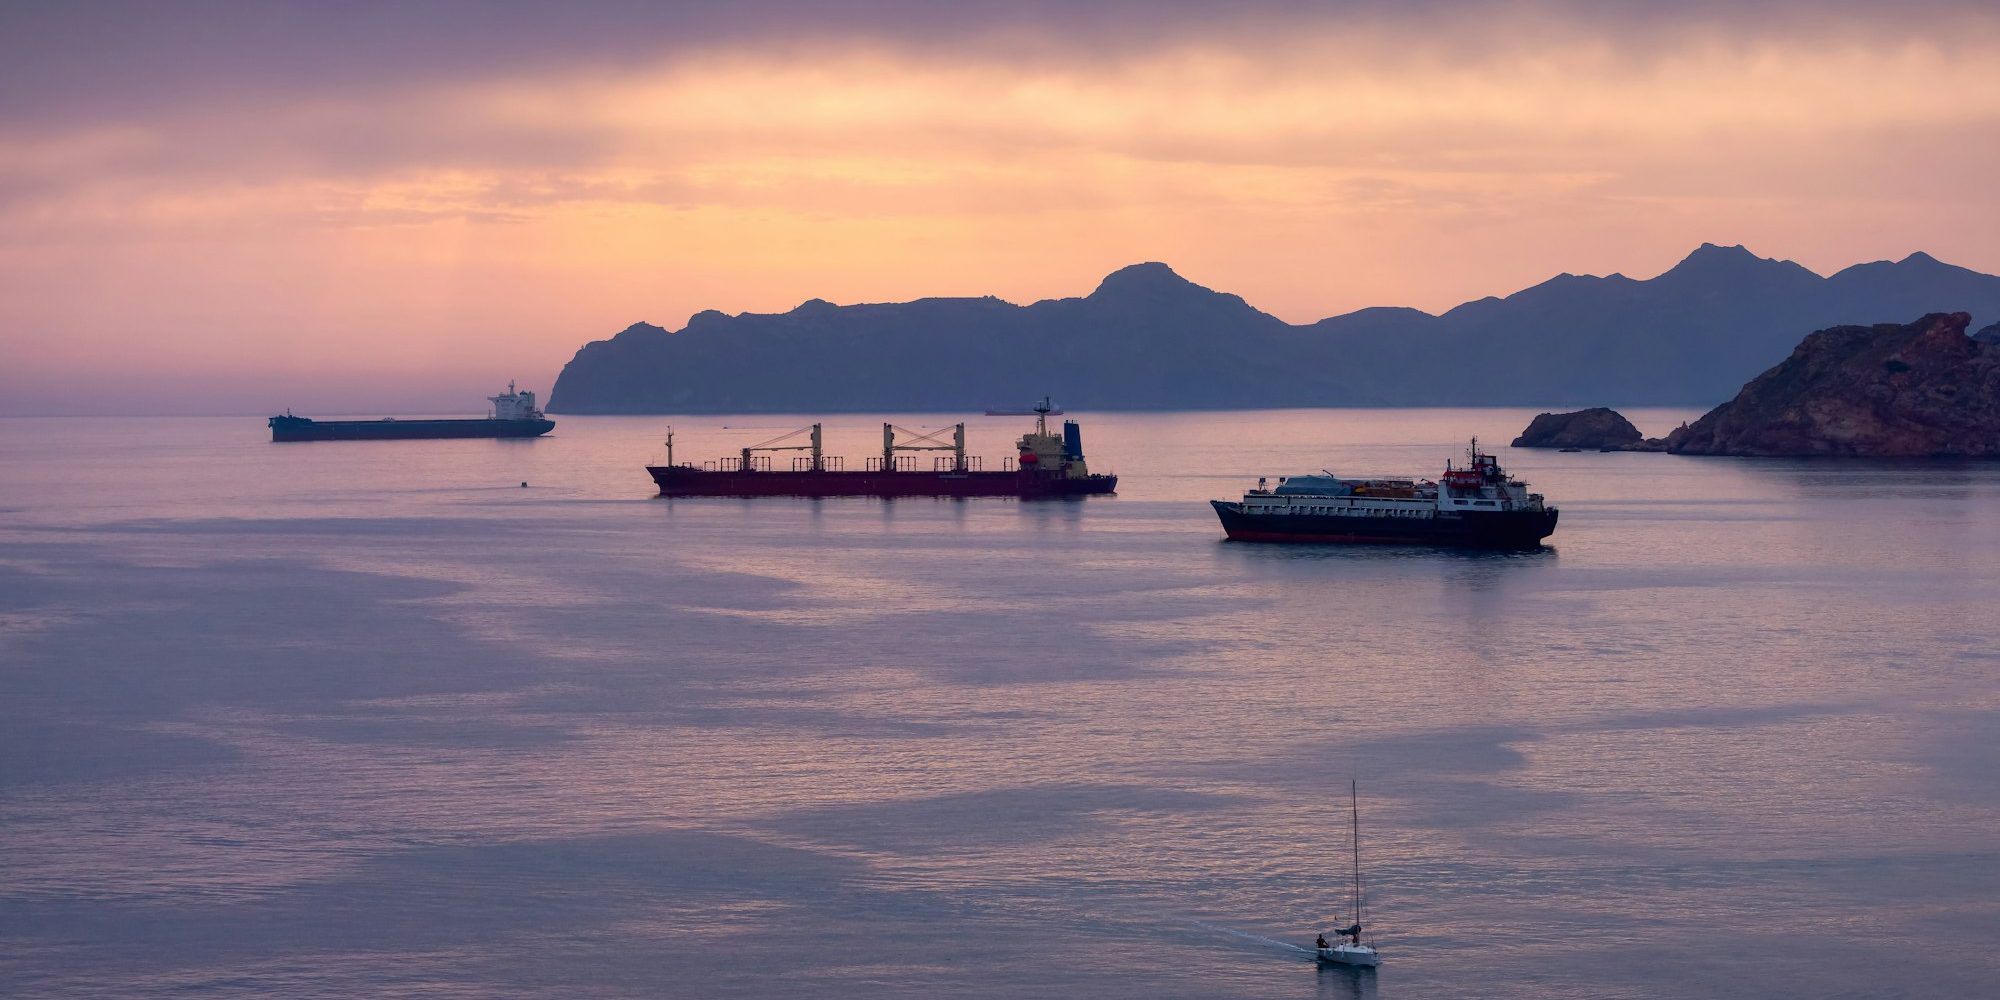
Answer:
(1211, 440, 1558, 548)
(269, 383, 554, 442)
(647, 400, 1115, 498)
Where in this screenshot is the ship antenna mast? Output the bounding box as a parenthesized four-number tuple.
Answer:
(1035, 396, 1052, 437)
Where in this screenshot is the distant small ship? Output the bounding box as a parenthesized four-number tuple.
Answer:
(1211, 440, 1558, 548)
(984, 402, 1064, 416)
(268, 383, 555, 442)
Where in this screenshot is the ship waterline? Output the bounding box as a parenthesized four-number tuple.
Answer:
(649, 466, 1114, 498)
(1211, 500, 1558, 547)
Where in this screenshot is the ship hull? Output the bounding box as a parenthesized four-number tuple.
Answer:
(1211, 501, 1556, 549)
(271, 418, 555, 442)
(648, 466, 1116, 498)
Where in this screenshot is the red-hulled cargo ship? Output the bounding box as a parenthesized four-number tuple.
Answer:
(646, 400, 1116, 499)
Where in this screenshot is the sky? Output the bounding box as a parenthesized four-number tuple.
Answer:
(4, 1, 1999, 415)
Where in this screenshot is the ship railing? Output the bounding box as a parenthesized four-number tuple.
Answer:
(792, 456, 846, 472)
(865, 456, 921, 472)
(931, 456, 984, 472)
(1002, 456, 1017, 472)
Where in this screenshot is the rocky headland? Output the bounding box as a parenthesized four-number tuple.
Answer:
(1518, 313, 2000, 457)
(1659, 312, 2000, 456)
(1510, 407, 1645, 450)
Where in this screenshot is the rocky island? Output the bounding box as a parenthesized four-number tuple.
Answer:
(1510, 407, 1645, 450)
(1516, 313, 2000, 457)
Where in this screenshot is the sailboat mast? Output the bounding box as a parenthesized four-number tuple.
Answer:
(1351, 779, 1364, 937)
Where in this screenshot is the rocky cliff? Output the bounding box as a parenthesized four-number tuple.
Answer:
(1511, 407, 1645, 449)
(1661, 312, 2000, 456)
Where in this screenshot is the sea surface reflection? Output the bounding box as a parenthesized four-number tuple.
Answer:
(1, 408, 1996, 998)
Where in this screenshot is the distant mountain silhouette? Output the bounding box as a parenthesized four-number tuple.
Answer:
(549, 246, 2000, 412)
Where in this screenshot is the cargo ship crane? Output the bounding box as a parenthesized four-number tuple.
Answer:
(881, 423, 968, 472)
(733, 424, 828, 472)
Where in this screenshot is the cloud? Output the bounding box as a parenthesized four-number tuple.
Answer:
(12, 32, 1997, 226)
(7, 2, 1997, 128)
(3, 1, 1999, 411)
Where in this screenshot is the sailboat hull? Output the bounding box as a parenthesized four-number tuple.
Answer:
(1316, 945, 1381, 967)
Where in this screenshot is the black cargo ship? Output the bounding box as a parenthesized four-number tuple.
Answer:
(1211, 440, 1558, 548)
(269, 383, 554, 442)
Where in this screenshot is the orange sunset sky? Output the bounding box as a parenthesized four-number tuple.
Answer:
(3, 1, 1999, 414)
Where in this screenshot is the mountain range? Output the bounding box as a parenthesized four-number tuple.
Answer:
(547, 245, 2000, 412)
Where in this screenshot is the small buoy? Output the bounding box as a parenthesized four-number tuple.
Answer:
(520, 482, 528, 488)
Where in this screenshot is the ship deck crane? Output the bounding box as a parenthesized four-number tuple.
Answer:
(883, 423, 967, 472)
(726, 424, 827, 471)
(662, 422, 973, 474)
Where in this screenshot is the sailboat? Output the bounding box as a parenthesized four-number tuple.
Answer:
(1317, 780, 1382, 967)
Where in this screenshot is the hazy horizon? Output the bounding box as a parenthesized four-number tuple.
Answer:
(5, 1, 2000, 415)
(4, 245, 1990, 417)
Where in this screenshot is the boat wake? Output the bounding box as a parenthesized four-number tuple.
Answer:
(1191, 921, 1316, 958)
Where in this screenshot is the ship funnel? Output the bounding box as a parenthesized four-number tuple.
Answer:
(1062, 420, 1084, 460)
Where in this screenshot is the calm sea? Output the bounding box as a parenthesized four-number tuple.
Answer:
(2, 409, 1997, 999)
